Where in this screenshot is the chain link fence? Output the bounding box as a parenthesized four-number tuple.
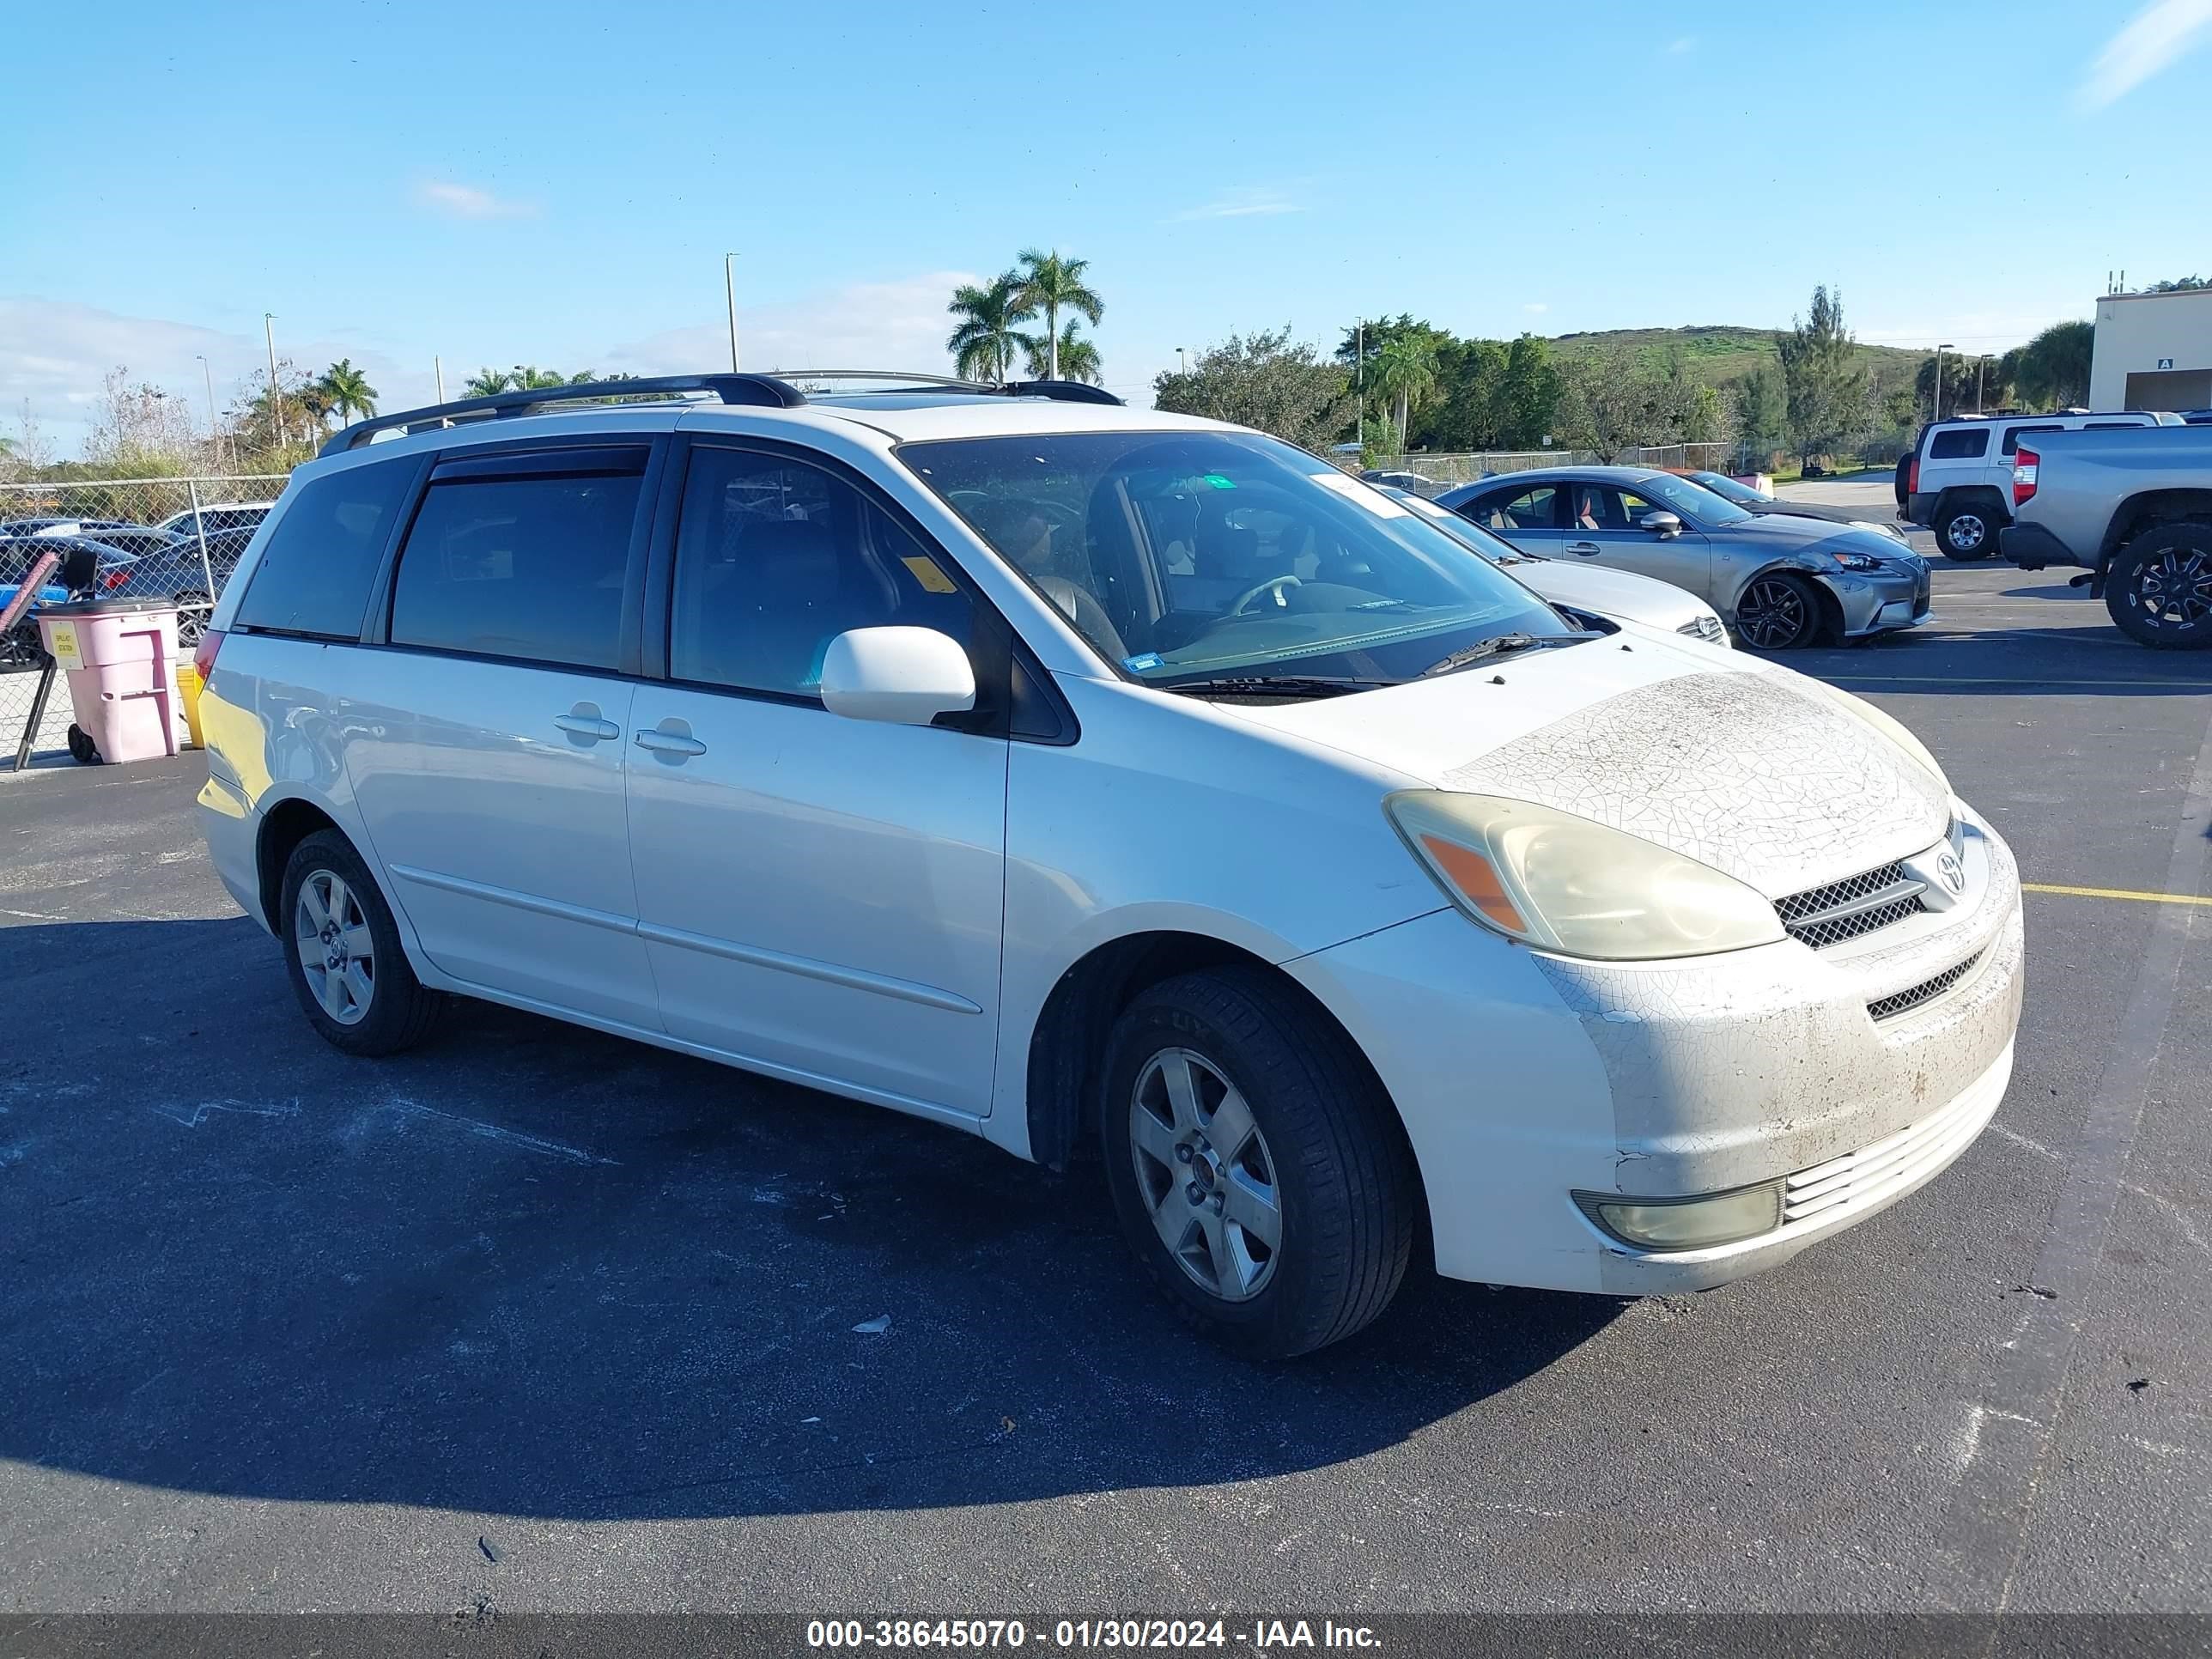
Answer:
(1346, 442, 1733, 491)
(3, 474, 286, 764)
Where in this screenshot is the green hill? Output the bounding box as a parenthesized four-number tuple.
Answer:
(1546, 325, 1927, 390)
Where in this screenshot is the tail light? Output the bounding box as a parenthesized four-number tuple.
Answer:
(1907, 455, 1919, 495)
(2013, 445, 2039, 507)
(191, 629, 224, 684)
(102, 568, 130, 591)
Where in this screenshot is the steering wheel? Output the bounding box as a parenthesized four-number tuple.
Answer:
(1226, 573, 1303, 616)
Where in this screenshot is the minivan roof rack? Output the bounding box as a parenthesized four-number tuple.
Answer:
(319, 373, 808, 455)
(320, 368, 1126, 455)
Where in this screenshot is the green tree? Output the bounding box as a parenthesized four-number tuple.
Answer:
(1152, 327, 1352, 452)
(1493, 335, 1560, 447)
(1552, 349, 1656, 459)
(1364, 336, 1439, 448)
(1734, 366, 1784, 462)
(1775, 284, 1873, 467)
(316, 359, 379, 425)
(2148, 275, 2208, 291)
(1012, 249, 1103, 381)
(1425, 337, 1509, 449)
(463, 368, 512, 397)
(946, 272, 1036, 385)
(2015, 320, 2094, 409)
(1024, 320, 1100, 385)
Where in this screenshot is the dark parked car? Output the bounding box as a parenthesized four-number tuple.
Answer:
(1681, 471, 1911, 541)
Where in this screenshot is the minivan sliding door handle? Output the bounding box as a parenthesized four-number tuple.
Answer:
(553, 707, 621, 742)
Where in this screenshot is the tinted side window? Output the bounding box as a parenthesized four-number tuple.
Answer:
(1928, 428, 1990, 459)
(233, 460, 415, 638)
(670, 447, 973, 698)
(2000, 423, 2063, 456)
(1474, 485, 1558, 531)
(390, 469, 642, 669)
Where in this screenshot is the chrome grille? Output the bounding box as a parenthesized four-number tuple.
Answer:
(1868, 950, 1984, 1022)
(1676, 614, 1727, 644)
(1775, 861, 1928, 949)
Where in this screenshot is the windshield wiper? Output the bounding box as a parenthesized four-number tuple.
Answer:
(1419, 631, 1597, 677)
(1161, 674, 1393, 700)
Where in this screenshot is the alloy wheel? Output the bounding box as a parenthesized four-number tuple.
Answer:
(1736, 577, 1812, 650)
(295, 869, 375, 1026)
(1127, 1048, 1282, 1302)
(2132, 546, 2212, 633)
(1947, 514, 1986, 553)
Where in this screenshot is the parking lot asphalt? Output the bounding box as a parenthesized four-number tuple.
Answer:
(3, 526, 2209, 1617)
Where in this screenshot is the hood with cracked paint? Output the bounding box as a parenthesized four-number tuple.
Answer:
(1228, 633, 1949, 897)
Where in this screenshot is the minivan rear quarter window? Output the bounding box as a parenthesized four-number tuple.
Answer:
(1928, 428, 1990, 459)
(232, 459, 415, 639)
(389, 464, 643, 670)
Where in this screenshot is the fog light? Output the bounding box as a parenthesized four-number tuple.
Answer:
(1574, 1180, 1784, 1250)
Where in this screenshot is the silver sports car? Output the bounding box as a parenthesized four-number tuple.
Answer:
(1436, 467, 1930, 650)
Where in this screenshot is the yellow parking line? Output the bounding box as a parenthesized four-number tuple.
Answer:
(2023, 882, 2212, 908)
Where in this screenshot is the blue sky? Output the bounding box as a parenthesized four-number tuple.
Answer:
(4, 0, 2210, 454)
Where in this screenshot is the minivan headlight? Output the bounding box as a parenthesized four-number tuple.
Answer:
(1383, 792, 1785, 961)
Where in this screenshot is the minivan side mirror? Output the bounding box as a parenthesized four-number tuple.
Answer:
(1637, 510, 1684, 538)
(819, 627, 976, 726)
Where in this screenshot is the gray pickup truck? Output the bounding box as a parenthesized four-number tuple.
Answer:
(2000, 425, 2212, 647)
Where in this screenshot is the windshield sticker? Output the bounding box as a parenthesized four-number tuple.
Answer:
(1310, 471, 1410, 516)
(1122, 652, 1165, 672)
(901, 554, 959, 594)
(1200, 473, 1237, 489)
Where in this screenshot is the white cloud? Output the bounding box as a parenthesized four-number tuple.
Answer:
(413, 179, 537, 220)
(1167, 190, 1305, 224)
(1666, 35, 1695, 53)
(1522, 302, 1549, 314)
(2077, 0, 2212, 110)
(607, 271, 985, 378)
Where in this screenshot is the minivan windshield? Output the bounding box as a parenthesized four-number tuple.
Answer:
(901, 430, 1577, 691)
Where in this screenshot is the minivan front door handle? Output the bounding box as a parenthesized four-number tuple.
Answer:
(635, 722, 708, 758)
(553, 706, 620, 742)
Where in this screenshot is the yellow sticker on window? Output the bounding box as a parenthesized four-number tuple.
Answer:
(46, 621, 82, 670)
(902, 555, 958, 595)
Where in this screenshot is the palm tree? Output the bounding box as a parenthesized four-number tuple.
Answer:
(464, 368, 512, 397)
(947, 272, 1036, 385)
(1365, 337, 1438, 448)
(511, 366, 570, 390)
(1012, 248, 1103, 381)
(1024, 321, 1101, 386)
(317, 360, 379, 425)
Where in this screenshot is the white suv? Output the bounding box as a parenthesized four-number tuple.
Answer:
(1906, 410, 2171, 559)
(193, 373, 2024, 1357)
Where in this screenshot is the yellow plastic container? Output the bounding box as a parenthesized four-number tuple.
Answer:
(174, 657, 205, 750)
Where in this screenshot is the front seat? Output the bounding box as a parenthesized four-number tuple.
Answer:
(1033, 574, 1129, 663)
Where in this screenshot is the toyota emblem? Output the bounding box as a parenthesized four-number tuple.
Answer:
(1936, 850, 1966, 895)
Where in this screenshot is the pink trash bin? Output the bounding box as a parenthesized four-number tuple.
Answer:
(34, 599, 187, 765)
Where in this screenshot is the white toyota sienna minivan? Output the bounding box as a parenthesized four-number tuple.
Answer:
(193, 374, 2024, 1357)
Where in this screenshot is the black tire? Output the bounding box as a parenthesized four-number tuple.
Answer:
(278, 830, 444, 1055)
(1893, 453, 1911, 514)
(173, 589, 210, 649)
(2105, 520, 2212, 649)
(1098, 967, 1419, 1358)
(1936, 499, 1996, 561)
(65, 724, 101, 764)
(1734, 571, 1825, 651)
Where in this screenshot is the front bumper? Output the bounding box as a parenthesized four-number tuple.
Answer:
(1834, 562, 1934, 636)
(1998, 521, 2081, 570)
(1287, 803, 2023, 1296)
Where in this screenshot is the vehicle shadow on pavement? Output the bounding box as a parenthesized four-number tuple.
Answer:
(0, 916, 1621, 1523)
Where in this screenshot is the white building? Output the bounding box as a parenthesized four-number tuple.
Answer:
(2090, 287, 2212, 410)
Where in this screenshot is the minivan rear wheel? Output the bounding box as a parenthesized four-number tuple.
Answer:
(279, 830, 444, 1055)
(1099, 968, 1418, 1358)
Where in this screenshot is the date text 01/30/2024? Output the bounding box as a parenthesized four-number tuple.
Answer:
(805, 1618, 1382, 1650)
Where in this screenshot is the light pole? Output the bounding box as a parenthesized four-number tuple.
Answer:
(264, 313, 280, 447)
(434, 356, 447, 404)
(1934, 342, 1953, 422)
(195, 353, 222, 471)
(1975, 355, 1987, 414)
(725, 253, 741, 372)
(1356, 321, 1365, 448)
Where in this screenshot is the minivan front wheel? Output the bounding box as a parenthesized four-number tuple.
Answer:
(1100, 969, 1418, 1358)
(279, 830, 444, 1055)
